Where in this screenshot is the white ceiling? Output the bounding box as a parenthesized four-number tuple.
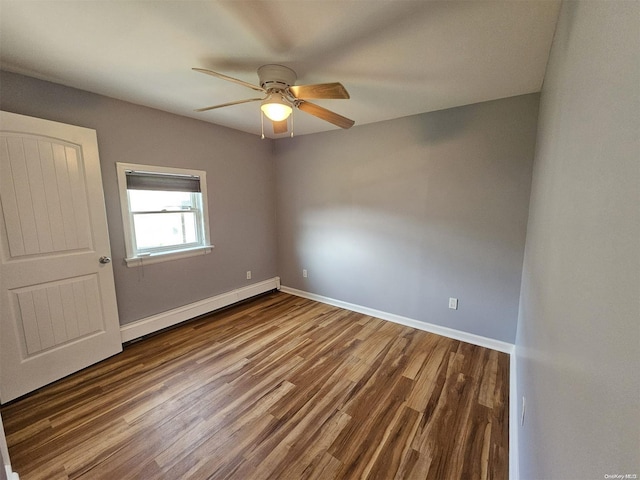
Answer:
(0, 1, 560, 138)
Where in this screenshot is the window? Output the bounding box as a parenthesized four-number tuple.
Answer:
(116, 163, 212, 266)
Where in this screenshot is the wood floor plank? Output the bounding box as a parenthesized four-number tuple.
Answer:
(1, 291, 509, 479)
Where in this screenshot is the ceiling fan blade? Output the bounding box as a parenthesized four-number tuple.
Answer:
(193, 68, 266, 93)
(194, 97, 264, 112)
(290, 83, 350, 99)
(272, 120, 288, 134)
(297, 101, 355, 129)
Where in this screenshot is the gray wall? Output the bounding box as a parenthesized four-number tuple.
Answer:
(0, 71, 278, 325)
(275, 94, 539, 343)
(516, 1, 640, 478)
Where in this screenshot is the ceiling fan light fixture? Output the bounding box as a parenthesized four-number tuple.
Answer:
(194, 65, 354, 133)
(261, 93, 292, 121)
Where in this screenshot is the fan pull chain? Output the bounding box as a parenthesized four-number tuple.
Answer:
(260, 111, 265, 139)
(290, 110, 294, 138)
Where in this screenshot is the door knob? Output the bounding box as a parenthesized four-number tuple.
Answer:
(99, 256, 111, 264)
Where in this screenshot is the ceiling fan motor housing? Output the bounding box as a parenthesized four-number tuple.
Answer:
(258, 64, 297, 91)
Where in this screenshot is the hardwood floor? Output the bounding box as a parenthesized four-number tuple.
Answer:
(1, 292, 509, 480)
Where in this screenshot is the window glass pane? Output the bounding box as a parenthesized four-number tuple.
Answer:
(133, 212, 197, 249)
(129, 190, 194, 212)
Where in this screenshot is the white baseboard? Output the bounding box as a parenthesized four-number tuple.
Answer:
(5, 467, 19, 480)
(280, 286, 515, 354)
(120, 277, 281, 343)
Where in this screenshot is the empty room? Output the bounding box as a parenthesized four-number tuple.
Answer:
(0, 1, 638, 479)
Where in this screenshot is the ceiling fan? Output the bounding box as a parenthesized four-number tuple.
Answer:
(193, 64, 354, 137)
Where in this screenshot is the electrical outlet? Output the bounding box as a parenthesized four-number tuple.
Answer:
(246, 271, 251, 280)
(303, 269, 308, 278)
(449, 297, 458, 310)
(521, 396, 526, 426)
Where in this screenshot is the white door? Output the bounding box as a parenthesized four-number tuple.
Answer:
(0, 111, 121, 403)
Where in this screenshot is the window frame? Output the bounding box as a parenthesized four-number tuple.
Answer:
(116, 162, 212, 267)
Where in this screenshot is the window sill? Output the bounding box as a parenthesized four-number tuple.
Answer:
(125, 245, 213, 267)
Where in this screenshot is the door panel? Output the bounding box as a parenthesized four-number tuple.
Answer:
(0, 111, 121, 403)
(0, 136, 92, 257)
(13, 274, 103, 355)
